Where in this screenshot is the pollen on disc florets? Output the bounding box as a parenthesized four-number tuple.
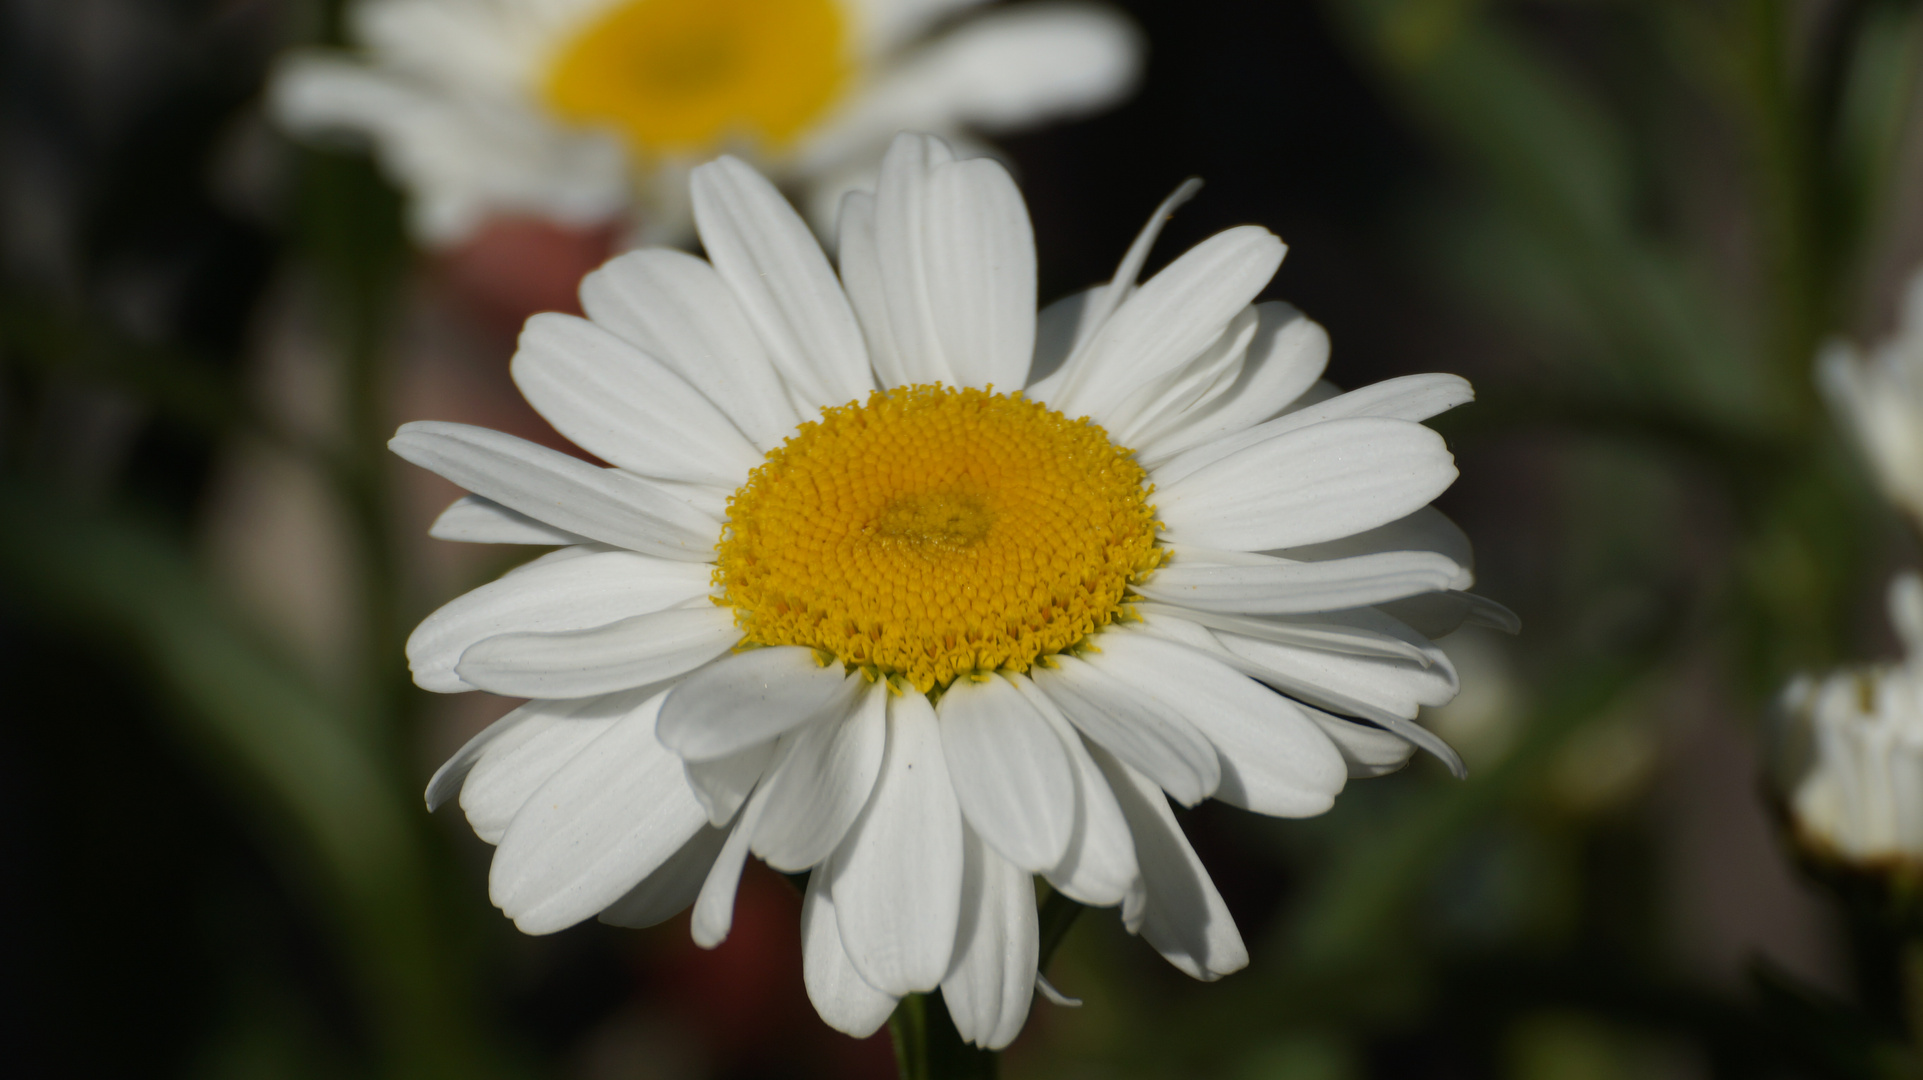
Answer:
(714, 384, 1165, 693)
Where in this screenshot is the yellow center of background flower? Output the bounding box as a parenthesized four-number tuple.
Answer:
(715, 385, 1165, 693)
(544, 0, 848, 156)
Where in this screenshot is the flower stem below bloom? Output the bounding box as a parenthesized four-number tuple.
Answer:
(889, 992, 996, 1080)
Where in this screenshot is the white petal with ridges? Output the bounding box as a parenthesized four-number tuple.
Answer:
(1157, 417, 1457, 552)
(429, 495, 588, 545)
(837, 190, 910, 388)
(922, 157, 1035, 390)
(941, 828, 1039, 1049)
(1301, 707, 1419, 778)
(409, 549, 713, 692)
(691, 782, 770, 948)
(683, 741, 777, 826)
(753, 679, 889, 871)
(455, 605, 739, 699)
(830, 690, 964, 995)
(510, 312, 762, 485)
(1029, 653, 1220, 806)
(802, 867, 899, 1038)
(1094, 627, 1347, 817)
(598, 824, 730, 929)
(1008, 676, 1139, 907)
(458, 695, 640, 843)
(938, 674, 1075, 871)
(1091, 746, 1248, 980)
(577, 248, 801, 452)
(1136, 303, 1330, 463)
(489, 692, 710, 934)
(692, 156, 871, 411)
(390, 421, 720, 560)
(657, 648, 861, 762)
(1135, 548, 1469, 615)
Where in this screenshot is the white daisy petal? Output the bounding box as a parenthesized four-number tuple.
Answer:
(684, 741, 778, 827)
(1109, 304, 1261, 448)
(1030, 653, 1221, 807)
(1153, 373, 1472, 487)
(1210, 626, 1458, 720)
(656, 648, 863, 762)
(753, 679, 889, 871)
(457, 695, 640, 843)
(830, 690, 964, 996)
(511, 312, 764, 485)
(937, 674, 1076, 871)
(1089, 745, 1248, 981)
(490, 691, 710, 934)
(1028, 286, 1101, 386)
(1133, 601, 1439, 666)
(1135, 548, 1471, 616)
(809, 5, 1140, 166)
(1052, 226, 1285, 426)
(873, 133, 961, 385)
(598, 824, 731, 929)
(1136, 302, 1331, 464)
(802, 866, 900, 1039)
(922, 157, 1036, 390)
(691, 781, 772, 948)
(1098, 627, 1348, 817)
(1379, 590, 1521, 638)
(940, 827, 1039, 1050)
(409, 549, 713, 693)
(1275, 505, 1473, 569)
(691, 156, 872, 411)
(1004, 676, 1140, 907)
(1156, 417, 1457, 552)
(429, 494, 589, 545)
(1301, 707, 1419, 778)
(390, 421, 720, 560)
(427, 701, 533, 812)
(837, 190, 911, 388)
(578, 249, 804, 452)
(455, 606, 740, 699)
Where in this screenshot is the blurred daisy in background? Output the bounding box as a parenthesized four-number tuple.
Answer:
(269, 0, 1141, 248)
(396, 133, 1506, 1048)
(1820, 266, 1923, 532)
(1772, 572, 1923, 869)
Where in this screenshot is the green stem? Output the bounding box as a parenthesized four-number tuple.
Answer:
(889, 992, 997, 1080)
(1038, 888, 1087, 974)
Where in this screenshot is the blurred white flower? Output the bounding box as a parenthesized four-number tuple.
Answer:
(268, 0, 1141, 246)
(398, 134, 1503, 1047)
(1773, 572, 1923, 865)
(1818, 267, 1923, 528)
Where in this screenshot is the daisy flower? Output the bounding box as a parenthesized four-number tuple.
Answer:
(1772, 572, 1923, 867)
(1820, 266, 1923, 530)
(268, 0, 1141, 246)
(398, 133, 1509, 1048)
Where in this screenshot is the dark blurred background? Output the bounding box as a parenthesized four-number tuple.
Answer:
(4, 0, 1921, 1077)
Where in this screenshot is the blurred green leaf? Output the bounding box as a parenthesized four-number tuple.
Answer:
(0, 481, 522, 1080)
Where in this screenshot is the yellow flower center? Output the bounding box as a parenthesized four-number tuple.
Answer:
(715, 385, 1165, 693)
(543, 0, 848, 156)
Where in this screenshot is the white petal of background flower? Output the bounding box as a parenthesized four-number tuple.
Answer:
(489, 692, 711, 933)
(830, 689, 965, 996)
(937, 674, 1076, 872)
(510, 312, 765, 485)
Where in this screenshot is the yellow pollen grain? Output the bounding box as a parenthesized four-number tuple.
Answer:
(543, 0, 847, 156)
(714, 385, 1165, 694)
